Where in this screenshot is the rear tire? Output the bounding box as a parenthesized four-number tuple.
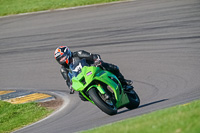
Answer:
(88, 87, 117, 115)
(126, 90, 140, 110)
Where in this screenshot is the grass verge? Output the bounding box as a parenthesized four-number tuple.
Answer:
(0, 100, 53, 133)
(0, 0, 123, 16)
(82, 99, 200, 133)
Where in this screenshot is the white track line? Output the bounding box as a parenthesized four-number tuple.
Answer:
(13, 91, 70, 133)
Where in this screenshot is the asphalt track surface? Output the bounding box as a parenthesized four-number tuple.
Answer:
(0, 0, 200, 132)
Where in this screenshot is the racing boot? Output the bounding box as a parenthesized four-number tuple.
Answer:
(115, 69, 134, 91)
(125, 79, 133, 86)
(123, 83, 134, 92)
(119, 77, 134, 91)
(124, 85, 134, 91)
(70, 88, 75, 94)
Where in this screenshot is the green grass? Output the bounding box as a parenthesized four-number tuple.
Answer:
(0, 100, 52, 133)
(82, 99, 200, 133)
(0, 0, 123, 16)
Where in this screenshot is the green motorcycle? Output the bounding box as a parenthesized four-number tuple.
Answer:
(69, 59, 140, 115)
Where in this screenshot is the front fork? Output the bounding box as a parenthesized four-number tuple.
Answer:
(84, 84, 129, 108)
(80, 85, 106, 104)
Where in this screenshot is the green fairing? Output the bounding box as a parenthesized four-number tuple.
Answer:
(72, 66, 130, 109)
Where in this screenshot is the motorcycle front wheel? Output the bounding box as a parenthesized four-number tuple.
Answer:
(88, 87, 117, 115)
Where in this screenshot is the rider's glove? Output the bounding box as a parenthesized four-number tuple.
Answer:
(94, 59, 102, 67)
(94, 54, 102, 66)
(93, 54, 102, 66)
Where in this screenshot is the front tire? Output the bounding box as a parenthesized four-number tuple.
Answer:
(126, 90, 140, 110)
(88, 87, 117, 115)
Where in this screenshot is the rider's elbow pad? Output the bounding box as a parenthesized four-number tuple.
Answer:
(60, 67, 68, 81)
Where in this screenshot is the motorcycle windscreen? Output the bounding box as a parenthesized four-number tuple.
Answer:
(68, 59, 89, 79)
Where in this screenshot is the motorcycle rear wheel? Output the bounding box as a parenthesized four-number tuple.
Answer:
(88, 87, 117, 115)
(126, 90, 140, 110)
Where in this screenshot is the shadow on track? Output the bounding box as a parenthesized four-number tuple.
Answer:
(138, 99, 168, 108)
(117, 99, 168, 114)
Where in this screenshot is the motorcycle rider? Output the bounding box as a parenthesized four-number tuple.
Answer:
(54, 46, 133, 94)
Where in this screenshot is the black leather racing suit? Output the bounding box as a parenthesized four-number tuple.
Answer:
(60, 50, 127, 89)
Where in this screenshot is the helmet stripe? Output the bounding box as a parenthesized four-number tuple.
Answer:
(65, 58, 69, 64)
